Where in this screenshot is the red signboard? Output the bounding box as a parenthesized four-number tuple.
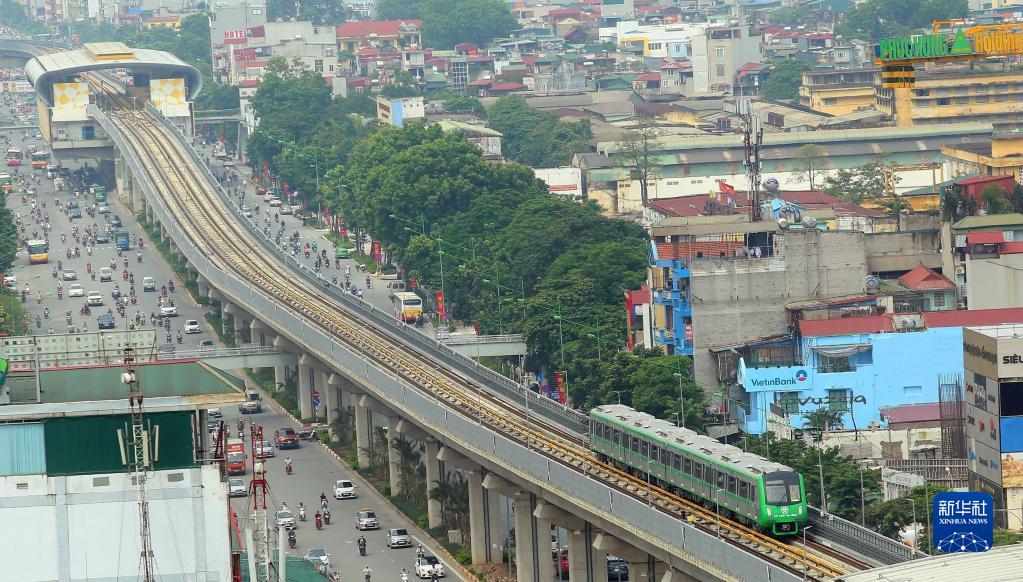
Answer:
(684, 324, 693, 341)
(372, 240, 382, 263)
(554, 372, 567, 404)
(435, 291, 446, 321)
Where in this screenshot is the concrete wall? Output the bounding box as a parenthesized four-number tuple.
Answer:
(864, 229, 942, 274)
(966, 252, 1023, 309)
(690, 229, 867, 392)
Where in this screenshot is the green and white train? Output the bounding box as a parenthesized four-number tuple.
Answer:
(590, 405, 808, 536)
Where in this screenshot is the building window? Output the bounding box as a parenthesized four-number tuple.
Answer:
(715, 47, 725, 58)
(817, 353, 854, 373)
(314, 59, 323, 73)
(715, 64, 725, 77)
(954, 97, 969, 104)
(828, 389, 850, 412)
(649, 43, 662, 50)
(997, 93, 1010, 102)
(933, 293, 946, 307)
(823, 98, 838, 105)
(903, 386, 923, 396)
(777, 392, 800, 414)
(936, 97, 950, 106)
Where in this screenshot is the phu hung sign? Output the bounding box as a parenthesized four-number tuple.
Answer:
(877, 27, 1023, 62)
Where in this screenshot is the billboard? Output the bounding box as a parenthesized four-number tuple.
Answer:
(932, 491, 993, 553)
(1001, 417, 1023, 453)
(1003, 452, 1023, 488)
(51, 82, 89, 121)
(149, 78, 189, 118)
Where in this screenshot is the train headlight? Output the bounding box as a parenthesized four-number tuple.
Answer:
(798, 506, 803, 515)
(766, 508, 772, 516)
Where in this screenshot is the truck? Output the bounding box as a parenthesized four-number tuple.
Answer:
(226, 438, 246, 476)
(89, 185, 107, 202)
(115, 231, 130, 251)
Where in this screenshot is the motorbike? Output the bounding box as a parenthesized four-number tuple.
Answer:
(358, 540, 367, 556)
(287, 531, 296, 549)
(168, 281, 175, 293)
(315, 514, 323, 530)
(323, 508, 331, 525)
(299, 506, 306, 521)
(285, 462, 293, 475)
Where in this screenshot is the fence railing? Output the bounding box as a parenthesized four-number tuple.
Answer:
(807, 506, 927, 565)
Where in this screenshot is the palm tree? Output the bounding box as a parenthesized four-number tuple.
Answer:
(369, 426, 389, 477)
(430, 473, 470, 542)
(391, 437, 426, 504)
(331, 405, 355, 447)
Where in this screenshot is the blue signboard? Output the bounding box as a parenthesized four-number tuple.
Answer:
(932, 491, 994, 553)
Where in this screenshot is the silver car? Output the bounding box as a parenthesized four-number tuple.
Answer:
(228, 478, 247, 497)
(386, 527, 412, 548)
(275, 509, 295, 530)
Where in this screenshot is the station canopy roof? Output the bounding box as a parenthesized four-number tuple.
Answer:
(25, 42, 201, 107)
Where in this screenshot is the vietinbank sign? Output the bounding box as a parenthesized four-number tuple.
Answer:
(746, 369, 808, 388)
(878, 26, 1023, 62)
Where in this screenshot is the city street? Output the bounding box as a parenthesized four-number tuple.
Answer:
(3, 128, 214, 351)
(221, 403, 462, 581)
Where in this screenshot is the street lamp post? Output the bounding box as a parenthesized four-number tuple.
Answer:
(801, 526, 812, 581)
(612, 390, 622, 405)
(670, 412, 681, 427)
(816, 446, 827, 513)
(859, 466, 866, 526)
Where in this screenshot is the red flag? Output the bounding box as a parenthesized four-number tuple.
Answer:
(554, 372, 567, 404)
(372, 240, 382, 263)
(718, 181, 736, 195)
(435, 291, 446, 320)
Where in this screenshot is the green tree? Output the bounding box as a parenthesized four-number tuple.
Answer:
(376, 0, 427, 19)
(487, 95, 593, 166)
(545, 241, 647, 305)
(981, 183, 1014, 214)
(268, 0, 346, 24)
(380, 71, 421, 98)
(762, 59, 810, 102)
(443, 96, 487, 117)
(629, 355, 706, 431)
(867, 484, 947, 542)
(421, 0, 518, 48)
(821, 158, 899, 203)
(835, 0, 967, 40)
(618, 119, 662, 209)
(941, 183, 977, 221)
(792, 144, 830, 190)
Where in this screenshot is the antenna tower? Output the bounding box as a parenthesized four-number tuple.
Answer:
(124, 346, 156, 581)
(738, 98, 764, 222)
(246, 424, 274, 581)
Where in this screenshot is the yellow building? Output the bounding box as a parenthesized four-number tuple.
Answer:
(799, 68, 877, 116)
(942, 125, 1023, 182)
(876, 64, 1023, 127)
(143, 15, 181, 30)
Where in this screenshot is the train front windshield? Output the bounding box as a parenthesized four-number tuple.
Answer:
(764, 471, 802, 505)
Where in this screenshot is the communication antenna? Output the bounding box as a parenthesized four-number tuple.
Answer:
(245, 424, 274, 581)
(121, 347, 156, 581)
(738, 98, 764, 222)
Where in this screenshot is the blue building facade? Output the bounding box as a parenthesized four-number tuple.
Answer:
(738, 325, 965, 435)
(648, 240, 693, 356)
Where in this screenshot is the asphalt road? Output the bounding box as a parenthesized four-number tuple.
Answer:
(4, 130, 214, 352)
(221, 402, 462, 581)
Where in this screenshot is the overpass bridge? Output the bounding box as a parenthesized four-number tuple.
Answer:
(6, 39, 926, 582)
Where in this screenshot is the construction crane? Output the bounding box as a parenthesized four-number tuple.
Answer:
(120, 347, 156, 582)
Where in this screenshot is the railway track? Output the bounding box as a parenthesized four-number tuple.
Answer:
(89, 76, 864, 580)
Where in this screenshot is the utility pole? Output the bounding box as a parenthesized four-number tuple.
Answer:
(247, 425, 273, 581)
(123, 347, 155, 582)
(738, 98, 763, 222)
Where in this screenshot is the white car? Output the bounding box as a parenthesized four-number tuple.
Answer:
(228, 478, 247, 497)
(99, 267, 112, 282)
(160, 303, 177, 317)
(304, 547, 329, 566)
(183, 319, 200, 334)
(142, 276, 156, 291)
(415, 556, 444, 578)
(68, 283, 84, 297)
(269, 197, 282, 207)
(86, 291, 104, 306)
(275, 509, 295, 530)
(256, 440, 275, 458)
(333, 479, 356, 499)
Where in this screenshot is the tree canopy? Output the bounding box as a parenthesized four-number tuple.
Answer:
(420, 0, 518, 48)
(487, 95, 594, 167)
(762, 59, 809, 102)
(267, 0, 346, 24)
(821, 158, 899, 203)
(835, 0, 968, 40)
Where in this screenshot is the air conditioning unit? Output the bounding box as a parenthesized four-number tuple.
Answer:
(665, 235, 672, 243)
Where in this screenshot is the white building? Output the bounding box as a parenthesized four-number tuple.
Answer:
(376, 96, 425, 127)
(599, 21, 705, 59)
(534, 167, 583, 200)
(691, 25, 763, 94)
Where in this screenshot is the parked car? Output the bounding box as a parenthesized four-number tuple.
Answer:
(386, 528, 412, 549)
(355, 509, 379, 530)
(274, 427, 299, 449)
(97, 312, 115, 329)
(415, 556, 444, 579)
(607, 556, 629, 581)
(228, 478, 247, 497)
(68, 283, 84, 297)
(183, 319, 200, 334)
(556, 549, 568, 578)
(333, 479, 356, 499)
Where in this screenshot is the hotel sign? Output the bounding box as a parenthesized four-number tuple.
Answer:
(878, 26, 1023, 62)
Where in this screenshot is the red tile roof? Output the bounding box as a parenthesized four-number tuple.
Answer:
(635, 72, 661, 82)
(958, 174, 1012, 186)
(649, 193, 751, 218)
(897, 264, 956, 291)
(238, 80, 260, 88)
(922, 308, 1023, 328)
(468, 79, 494, 87)
(336, 20, 422, 38)
(967, 231, 1005, 244)
(799, 315, 894, 337)
(626, 285, 650, 306)
(879, 403, 941, 424)
(454, 42, 479, 51)
(489, 82, 526, 92)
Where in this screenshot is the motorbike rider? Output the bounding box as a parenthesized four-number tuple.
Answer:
(284, 456, 293, 472)
(362, 565, 372, 582)
(288, 529, 297, 548)
(357, 535, 367, 554)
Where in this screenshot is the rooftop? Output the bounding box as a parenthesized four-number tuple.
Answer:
(953, 213, 1023, 231)
(835, 543, 1023, 582)
(896, 264, 956, 291)
(879, 402, 941, 424)
(798, 307, 1023, 337)
(336, 20, 422, 38)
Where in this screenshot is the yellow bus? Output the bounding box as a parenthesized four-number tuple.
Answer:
(393, 292, 423, 323)
(27, 239, 48, 264)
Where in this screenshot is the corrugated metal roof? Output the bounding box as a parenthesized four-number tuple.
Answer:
(836, 543, 1023, 582)
(923, 307, 1023, 329)
(35, 360, 245, 404)
(952, 213, 1023, 231)
(799, 315, 894, 337)
(967, 231, 1005, 244)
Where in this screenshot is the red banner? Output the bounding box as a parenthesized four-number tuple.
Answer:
(372, 240, 381, 263)
(554, 372, 566, 404)
(339, 215, 347, 237)
(435, 291, 446, 321)
(408, 277, 418, 289)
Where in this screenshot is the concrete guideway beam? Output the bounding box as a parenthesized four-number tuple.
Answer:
(393, 418, 430, 442)
(534, 499, 585, 531)
(592, 532, 648, 564)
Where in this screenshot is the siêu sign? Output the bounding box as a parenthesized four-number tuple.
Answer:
(932, 491, 993, 553)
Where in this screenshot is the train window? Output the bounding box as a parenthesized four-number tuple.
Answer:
(694, 463, 704, 482)
(640, 440, 648, 456)
(739, 481, 749, 500)
(613, 429, 621, 445)
(603, 424, 611, 440)
(716, 470, 726, 489)
(728, 475, 737, 495)
(672, 454, 681, 471)
(683, 457, 692, 475)
(650, 444, 658, 460)
(631, 436, 639, 453)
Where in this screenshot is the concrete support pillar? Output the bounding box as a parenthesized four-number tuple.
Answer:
(514, 492, 539, 582)
(274, 364, 287, 389)
(324, 372, 338, 425)
(468, 469, 487, 565)
(354, 395, 372, 468)
(298, 360, 312, 419)
(387, 415, 402, 496)
(424, 439, 442, 528)
(485, 483, 503, 564)
(232, 312, 246, 342)
(593, 533, 649, 581)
